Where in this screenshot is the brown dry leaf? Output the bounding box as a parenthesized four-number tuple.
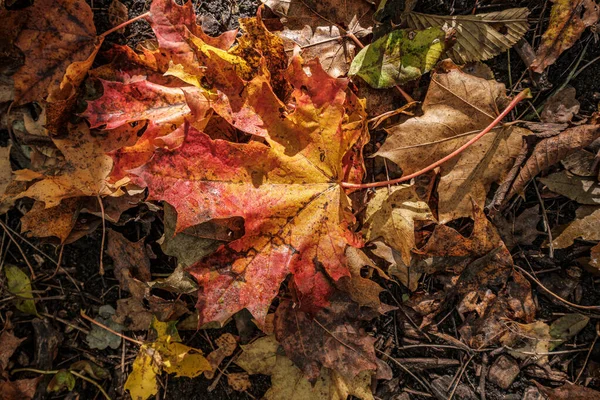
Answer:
(376, 63, 528, 223)
(362, 185, 433, 265)
(0, 330, 25, 370)
(562, 149, 597, 177)
(553, 206, 600, 248)
(541, 86, 580, 123)
(531, 0, 600, 73)
(20, 199, 81, 243)
(9, 123, 121, 208)
(494, 205, 542, 249)
(540, 171, 600, 205)
(106, 230, 151, 299)
(204, 333, 238, 379)
(8, 0, 102, 105)
(114, 297, 154, 331)
(0, 376, 42, 400)
(508, 124, 600, 200)
(236, 335, 375, 400)
(371, 241, 422, 291)
(591, 242, 600, 270)
(0, 146, 11, 197)
(264, 0, 373, 77)
(534, 381, 600, 399)
(274, 294, 390, 382)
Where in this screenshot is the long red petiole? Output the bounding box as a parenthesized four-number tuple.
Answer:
(100, 11, 151, 39)
(341, 88, 532, 190)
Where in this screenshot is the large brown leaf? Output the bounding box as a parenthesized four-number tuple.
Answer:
(376, 63, 528, 223)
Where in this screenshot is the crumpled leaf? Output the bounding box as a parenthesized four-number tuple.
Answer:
(508, 124, 600, 200)
(0, 146, 11, 201)
(540, 171, 600, 205)
(264, 0, 374, 77)
(553, 206, 600, 248)
(534, 381, 600, 399)
(236, 335, 375, 400)
(349, 27, 445, 88)
(371, 241, 422, 291)
(69, 360, 110, 380)
(362, 185, 433, 265)
(106, 230, 152, 299)
(47, 370, 75, 393)
(403, 8, 530, 64)
(376, 63, 528, 223)
(0, 376, 42, 400)
(531, 0, 600, 73)
(86, 305, 123, 350)
(147, 265, 198, 294)
(130, 56, 368, 328)
(4, 264, 37, 316)
(562, 149, 597, 177)
(20, 199, 80, 243)
(227, 372, 252, 392)
(274, 295, 390, 382)
(108, 0, 128, 34)
(541, 86, 580, 123)
(6, 0, 102, 105)
(125, 318, 211, 400)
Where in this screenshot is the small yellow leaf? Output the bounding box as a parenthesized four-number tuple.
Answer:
(125, 347, 160, 400)
(159, 341, 212, 378)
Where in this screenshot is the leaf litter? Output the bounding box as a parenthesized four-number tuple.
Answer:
(1, 0, 600, 399)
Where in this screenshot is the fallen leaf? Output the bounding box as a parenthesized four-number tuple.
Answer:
(147, 265, 198, 294)
(552, 206, 600, 248)
(204, 333, 238, 379)
(531, 0, 600, 73)
(561, 149, 597, 177)
(0, 376, 42, 400)
(20, 199, 80, 243)
(108, 0, 128, 34)
(236, 335, 375, 400)
(534, 381, 600, 399)
(69, 360, 110, 380)
(507, 124, 600, 201)
(114, 297, 154, 331)
(125, 318, 211, 400)
(274, 295, 387, 381)
(362, 185, 433, 265)
(131, 56, 368, 328)
(106, 230, 152, 299)
(404, 8, 530, 64)
(540, 171, 600, 205)
(349, 27, 445, 88)
(4, 265, 37, 316)
(0, 330, 25, 370)
(371, 241, 422, 291)
(7, 0, 102, 105)
(591, 242, 600, 269)
(86, 305, 123, 350)
(264, 0, 373, 77)
(541, 86, 580, 123)
(494, 205, 542, 249)
(227, 372, 251, 392)
(376, 63, 528, 223)
(47, 370, 75, 393)
(0, 146, 11, 200)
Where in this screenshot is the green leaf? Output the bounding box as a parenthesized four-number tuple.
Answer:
(549, 313, 589, 351)
(69, 360, 110, 380)
(4, 264, 38, 316)
(349, 27, 444, 88)
(47, 370, 76, 393)
(85, 305, 123, 350)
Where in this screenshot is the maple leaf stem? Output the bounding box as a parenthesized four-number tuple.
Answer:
(341, 88, 532, 190)
(99, 11, 151, 38)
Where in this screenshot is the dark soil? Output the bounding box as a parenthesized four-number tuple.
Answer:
(2, 0, 600, 399)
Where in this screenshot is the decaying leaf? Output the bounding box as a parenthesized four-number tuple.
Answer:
(86, 305, 123, 350)
(534, 381, 600, 399)
(552, 206, 600, 248)
(6, 0, 102, 105)
(531, 0, 600, 73)
(0, 146, 11, 202)
(404, 8, 530, 64)
(507, 124, 600, 201)
(20, 199, 80, 243)
(274, 295, 390, 382)
(47, 370, 76, 393)
(236, 335, 375, 400)
(108, 0, 128, 34)
(349, 27, 445, 88)
(125, 318, 212, 400)
(4, 264, 37, 316)
(106, 230, 152, 299)
(204, 333, 238, 379)
(0, 330, 25, 370)
(371, 241, 422, 291)
(540, 171, 600, 205)
(541, 86, 580, 123)
(0, 376, 42, 400)
(376, 63, 528, 223)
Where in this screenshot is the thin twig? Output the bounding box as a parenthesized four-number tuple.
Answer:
(97, 195, 106, 276)
(71, 370, 112, 400)
(100, 11, 151, 38)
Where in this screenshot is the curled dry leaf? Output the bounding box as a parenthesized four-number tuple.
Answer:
(236, 335, 375, 400)
(507, 124, 600, 200)
(531, 0, 600, 73)
(540, 86, 580, 124)
(540, 171, 600, 205)
(552, 206, 600, 249)
(376, 63, 529, 223)
(264, 0, 374, 77)
(403, 8, 530, 64)
(6, 0, 102, 105)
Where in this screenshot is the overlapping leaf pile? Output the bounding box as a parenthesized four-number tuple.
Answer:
(2, 0, 600, 399)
